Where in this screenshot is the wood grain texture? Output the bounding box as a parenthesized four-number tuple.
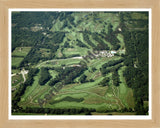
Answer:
(0, 0, 160, 128)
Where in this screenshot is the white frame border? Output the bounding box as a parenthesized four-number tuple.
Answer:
(8, 8, 152, 120)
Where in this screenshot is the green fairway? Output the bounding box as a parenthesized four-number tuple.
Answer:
(63, 47, 88, 57)
(117, 34, 125, 49)
(12, 47, 31, 57)
(12, 69, 20, 74)
(118, 66, 135, 108)
(37, 58, 82, 68)
(12, 57, 24, 67)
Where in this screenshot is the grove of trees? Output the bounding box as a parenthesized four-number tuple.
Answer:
(39, 67, 52, 85)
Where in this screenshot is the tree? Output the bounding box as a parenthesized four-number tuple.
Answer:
(79, 74, 87, 83)
(39, 67, 51, 85)
(99, 77, 110, 86)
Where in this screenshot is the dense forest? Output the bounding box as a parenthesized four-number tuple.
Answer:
(120, 12, 149, 114)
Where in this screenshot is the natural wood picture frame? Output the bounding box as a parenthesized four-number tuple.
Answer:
(0, 0, 160, 128)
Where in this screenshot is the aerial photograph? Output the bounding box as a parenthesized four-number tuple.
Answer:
(11, 10, 149, 116)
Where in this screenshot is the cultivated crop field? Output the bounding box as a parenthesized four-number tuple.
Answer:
(11, 11, 149, 115)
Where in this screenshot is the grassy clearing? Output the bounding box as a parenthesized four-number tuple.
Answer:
(70, 77, 103, 91)
(12, 47, 31, 57)
(83, 94, 107, 104)
(112, 22, 119, 31)
(37, 58, 82, 68)
(49, 96, 84, 105)
(12, 57, 24, 67)
(51, 19, 63, 31)
(87, 86, 108, 97)
(56, 48, 63, 58)
(12, 69, 20, 74)
(49, 70, 58, 79)
(63, 46, 88, 57)
(131, 12, 148, 20)
(46, 100, 113, 111)
(117, 34, 125, 49)
(88, 56, 122, 69)
(58, 58, 81, 66)
(89, 70, 101, 80)
(55, 92, 89, 100)
(118, 66, 135, 108)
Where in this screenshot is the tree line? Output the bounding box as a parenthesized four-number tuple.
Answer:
(49, 66, 87, 86)
(120, 12, 149, 115)
(14, 107, 96, 115)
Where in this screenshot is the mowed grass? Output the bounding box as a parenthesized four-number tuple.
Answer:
(118, 66, 135, 108)
(37, 58, 82, 68)
(88, 56, 122, 69)
(49, 70, 58, 79)
(12, 69, 20, 74)
(63, 46, 88, 57)
(51, 19, 63, 31)
(117, 34, 125, 49)
(12, 47, 31, 57)
(46, 100, 111, 110)
(11, 47, 31, 67)
(131, 12, 148, 20)
(12, 57, 24, 67)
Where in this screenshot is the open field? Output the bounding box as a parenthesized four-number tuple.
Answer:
(12, 47, 32, 68)
(12, 47, 31, 57)
(12, 57, 24, 67)
(36, 58, 82, 68)
(63, 47, 89, 57)
(12, 69, 20, 74)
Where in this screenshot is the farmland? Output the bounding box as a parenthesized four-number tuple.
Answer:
(12, 47, 31, 68)
(11, 11, 149, 115)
